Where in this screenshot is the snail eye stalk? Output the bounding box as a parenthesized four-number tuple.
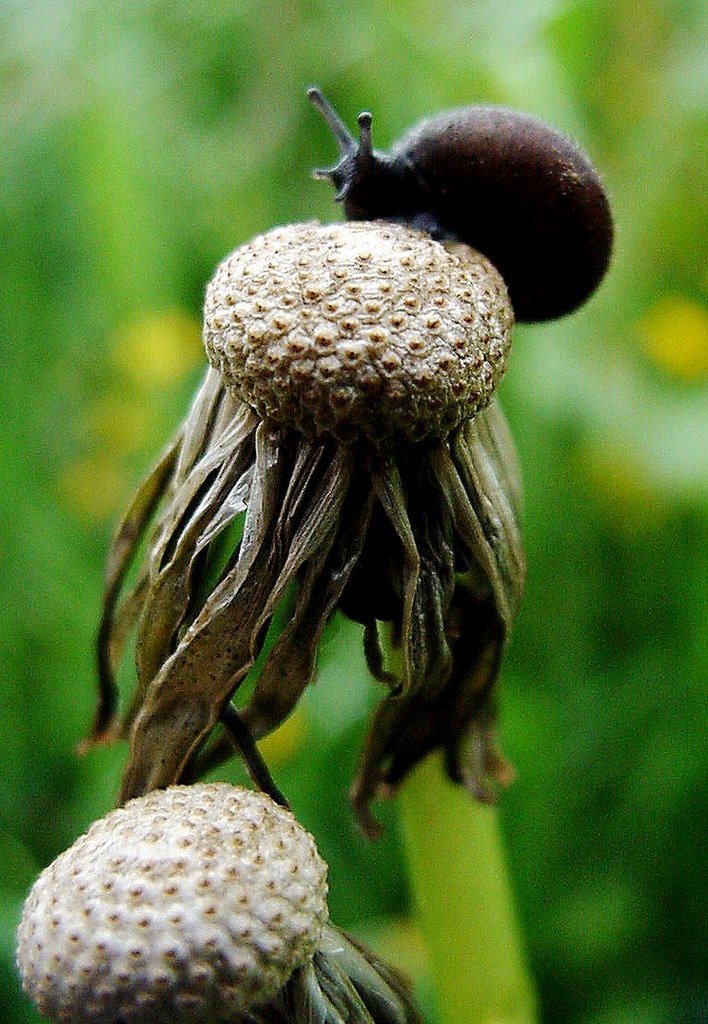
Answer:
(309, 86, 377, 203)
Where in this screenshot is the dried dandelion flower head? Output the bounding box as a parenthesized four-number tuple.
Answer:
(17, 783, 421, 1024)
(204, 221, 512, 447)
(93, 218, 524, 836)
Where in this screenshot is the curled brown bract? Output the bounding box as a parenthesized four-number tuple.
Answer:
(91, 364, 523, 834)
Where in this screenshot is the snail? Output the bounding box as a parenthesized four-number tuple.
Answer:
(308, 87, 613, 323)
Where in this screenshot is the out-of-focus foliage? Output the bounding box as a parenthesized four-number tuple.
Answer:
(0, 2, 705, 1022)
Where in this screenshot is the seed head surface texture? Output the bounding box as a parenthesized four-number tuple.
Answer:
(204, 220, 513, 447)
(16, 783, 329, 1024)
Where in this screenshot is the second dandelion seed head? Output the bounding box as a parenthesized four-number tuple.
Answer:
(17, 783, 422, 1024)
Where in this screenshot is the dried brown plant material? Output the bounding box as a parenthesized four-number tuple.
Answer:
(93, 220, 524, 835)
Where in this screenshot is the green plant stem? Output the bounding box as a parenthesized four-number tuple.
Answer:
(398, 754, 537, 1024)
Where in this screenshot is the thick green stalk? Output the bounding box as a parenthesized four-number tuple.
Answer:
(398, 754, 537, 1024)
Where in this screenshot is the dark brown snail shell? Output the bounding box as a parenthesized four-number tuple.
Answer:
(309, 87, 613, 323)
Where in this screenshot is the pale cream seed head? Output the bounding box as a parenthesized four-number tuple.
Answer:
(16, 784, 328, 1024)
(204, 220, 514, 448)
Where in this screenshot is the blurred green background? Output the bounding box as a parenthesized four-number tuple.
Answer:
(1, 2, 706, 1022)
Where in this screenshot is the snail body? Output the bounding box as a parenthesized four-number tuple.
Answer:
(309, 88, 613, 322)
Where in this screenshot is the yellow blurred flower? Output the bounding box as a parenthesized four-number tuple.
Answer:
(577, 440, 663, 531)
(87, 392, 156, 455)
(637, 296, 708, 380)
(59, 455, 129, 523)
(257, 708, 308, 767)
(111, 310, 203, 388)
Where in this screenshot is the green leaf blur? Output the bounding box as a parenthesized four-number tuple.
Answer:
(1, 2, 705, 1022)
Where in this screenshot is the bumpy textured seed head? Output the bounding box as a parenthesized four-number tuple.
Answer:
(204, 220, 513, 448)
(16, 784, 328, 1024)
